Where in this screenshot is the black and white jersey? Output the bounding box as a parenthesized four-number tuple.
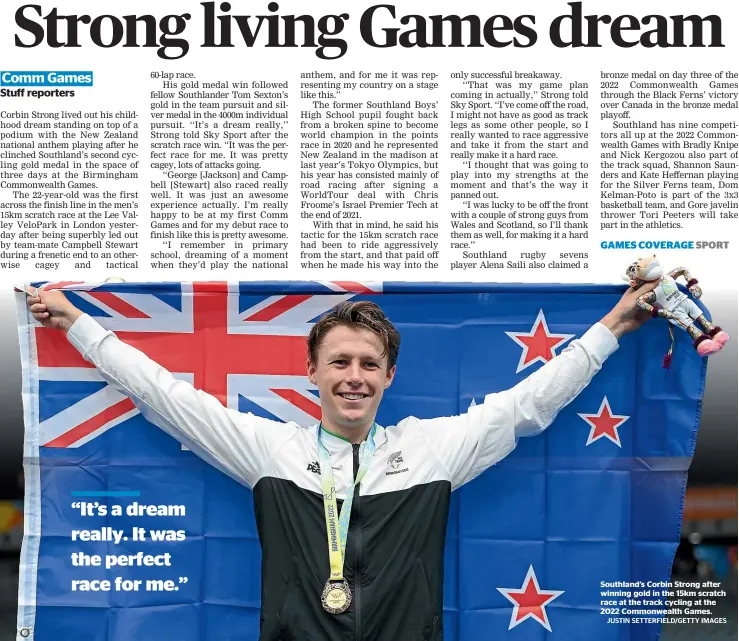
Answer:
(68, 314, 618, 641)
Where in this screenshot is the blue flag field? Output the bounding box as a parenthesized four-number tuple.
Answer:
(16, 281, 706, 641)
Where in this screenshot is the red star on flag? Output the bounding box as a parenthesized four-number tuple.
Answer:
(505, 310, 574, 373)
(578, 397, 629, 447)
(497, 565, 564, 631)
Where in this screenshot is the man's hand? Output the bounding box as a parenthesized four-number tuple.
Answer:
(600, 280, 659, 340)
(26, 287, 82, 332)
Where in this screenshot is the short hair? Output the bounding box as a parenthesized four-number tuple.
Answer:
(307, 301, 401, 369)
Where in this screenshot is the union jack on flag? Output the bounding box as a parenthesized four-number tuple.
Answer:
(25, 280, 382, 448)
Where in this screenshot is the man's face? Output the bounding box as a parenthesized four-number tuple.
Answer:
(307, 325, 396, 436)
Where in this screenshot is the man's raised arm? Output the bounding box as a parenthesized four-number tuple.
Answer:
(26, 288, 295, 489)
(416, 281, 658, 489)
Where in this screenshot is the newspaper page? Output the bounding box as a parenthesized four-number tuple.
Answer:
(0, 0, 736, 640)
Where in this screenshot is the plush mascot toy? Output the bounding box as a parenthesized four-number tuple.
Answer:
(624, 255, 729, 367)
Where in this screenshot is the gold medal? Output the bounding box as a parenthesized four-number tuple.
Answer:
(317, 425, 376, 617)
(321, 579, 352, 614)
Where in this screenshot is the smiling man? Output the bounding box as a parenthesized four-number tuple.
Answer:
(306, 303, 399, 443)
(26, 284, 655, 641)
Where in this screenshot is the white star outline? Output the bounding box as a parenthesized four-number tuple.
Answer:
(496, 565, 565, 632)
(504, 309, 575, 374)
(577, 396, 630, 448)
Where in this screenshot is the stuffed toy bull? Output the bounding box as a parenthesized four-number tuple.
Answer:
(624, 255, 728, 367)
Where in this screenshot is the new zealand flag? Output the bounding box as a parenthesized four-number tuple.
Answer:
(16, 281, 706, 641)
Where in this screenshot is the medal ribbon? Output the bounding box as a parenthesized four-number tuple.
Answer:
(318, 423, 377, 582)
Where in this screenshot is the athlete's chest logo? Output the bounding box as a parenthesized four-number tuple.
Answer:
(385, 451, 409, 476)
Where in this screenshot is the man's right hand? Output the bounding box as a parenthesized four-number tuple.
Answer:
(25, 287, 82, 332)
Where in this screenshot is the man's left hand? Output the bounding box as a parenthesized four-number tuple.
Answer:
(600, 281, 659, 339)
